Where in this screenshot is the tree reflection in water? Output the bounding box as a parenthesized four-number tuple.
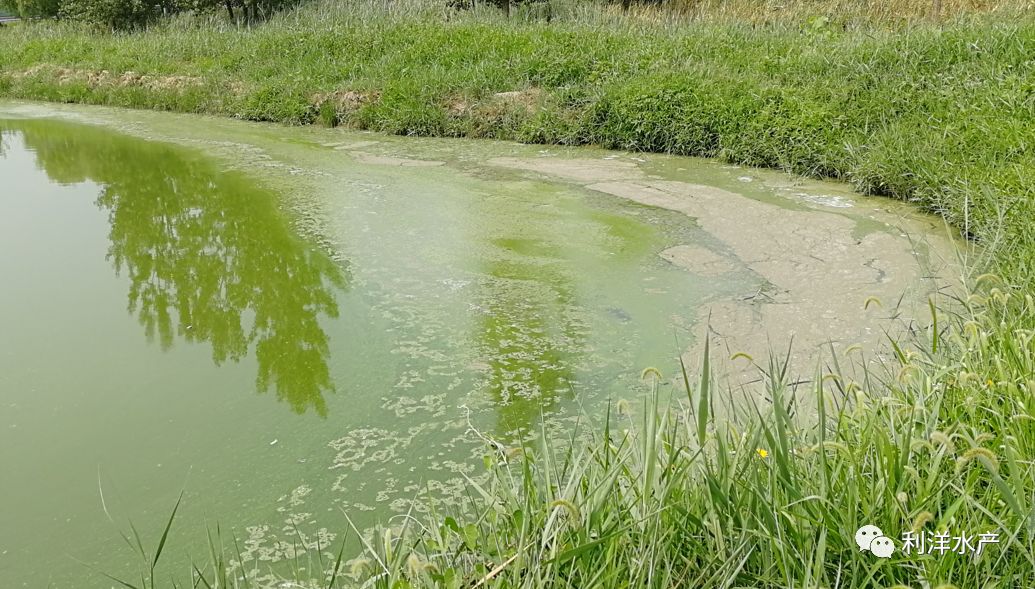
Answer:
(476, 238, 583, 436)
(5, 120, 348, 416)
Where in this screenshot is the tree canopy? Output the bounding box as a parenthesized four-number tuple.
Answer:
(2, 0, 299, 29)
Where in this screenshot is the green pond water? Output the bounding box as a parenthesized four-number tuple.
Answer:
(0, 103, 952, 587)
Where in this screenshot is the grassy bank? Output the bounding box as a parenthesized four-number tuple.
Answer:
(349, 289, 1035, 589)
(3, 3, 1035, 587)
(1, 2, 1034, 282)
(127, 283, 1035, 589)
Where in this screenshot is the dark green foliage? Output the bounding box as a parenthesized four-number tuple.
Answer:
(9, 0, 300, 30)
(59, 0, 179, 30)
(6, 0, 61, 17)
(191, 0, 300, 24)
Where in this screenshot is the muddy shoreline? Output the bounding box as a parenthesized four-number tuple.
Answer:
(487, 156, 959, 385)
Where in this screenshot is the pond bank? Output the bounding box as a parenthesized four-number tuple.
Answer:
(1, 12, 1033, 286)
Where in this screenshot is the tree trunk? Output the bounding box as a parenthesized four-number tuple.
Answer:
(224, 0, 235, 22)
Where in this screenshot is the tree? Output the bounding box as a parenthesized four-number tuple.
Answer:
(21, 0, 302, 30)
(10, 118, 350, 416)
(188, 0, 299, 24)
(59, 0, 181, 30)
(6, 0, 61, 18)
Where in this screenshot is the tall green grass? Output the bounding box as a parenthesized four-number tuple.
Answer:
(150, 276, 1035, 588)
(354, 283, 1035, 589)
